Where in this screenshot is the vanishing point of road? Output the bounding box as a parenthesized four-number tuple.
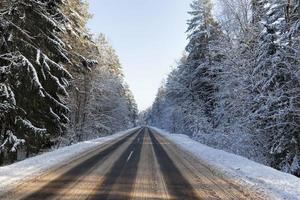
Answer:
(1, 127, 266, 200)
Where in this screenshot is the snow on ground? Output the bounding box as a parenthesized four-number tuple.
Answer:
(152, 127, 300, 200)
(0, 127, 139, 194)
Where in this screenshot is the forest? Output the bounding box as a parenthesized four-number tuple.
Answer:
(1, 0, 300, 178)
(144, 0, 300, 176)
(0, 0, 138, 165)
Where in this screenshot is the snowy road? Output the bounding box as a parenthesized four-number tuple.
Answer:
(1, 127, 266, 200)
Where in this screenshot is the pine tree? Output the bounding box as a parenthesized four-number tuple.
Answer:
(147, 0, 300, 176)
(186, 0, 221, 61)
(186, 0, 223, 118)
(148, 0, 224, 136)
(0, 0, 91, 163)
(123, 84, 138, 127)
(83, 35, 137, 139)
(249, 0, 300, 175)
(59, 0, 98, 143)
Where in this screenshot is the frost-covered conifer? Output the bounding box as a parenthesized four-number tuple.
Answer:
(82, 35, 138, 140)
(147, 0, 300, 176)
(0, 0, 82, 163)
(248, 0, 300, 175)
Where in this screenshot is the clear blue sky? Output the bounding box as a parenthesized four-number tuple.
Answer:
(86, 0, 191, 111)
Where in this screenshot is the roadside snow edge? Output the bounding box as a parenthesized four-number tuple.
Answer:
(0, 127, 139, 194)
(151, 127, 300, 200)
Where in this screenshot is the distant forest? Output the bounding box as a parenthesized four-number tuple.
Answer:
(144, 0, 300, 176)
(0, 0, 137, 165)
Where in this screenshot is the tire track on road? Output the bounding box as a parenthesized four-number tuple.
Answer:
(149, 129, 200, 200)
(150, 128, 267, 200)
(88, 128, 145, 200)
(20, 130, 140, 200)
(131, 128, 170, 200)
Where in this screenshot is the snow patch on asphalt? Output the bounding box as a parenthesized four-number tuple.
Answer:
(0, 127, 139, 194)
(152, 127, 300, 200)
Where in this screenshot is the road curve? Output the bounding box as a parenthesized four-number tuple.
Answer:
(0, 127, 267, 200)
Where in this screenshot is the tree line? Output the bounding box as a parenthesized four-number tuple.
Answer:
(144, 0, 300, 176)
(0, 0, 137, 165)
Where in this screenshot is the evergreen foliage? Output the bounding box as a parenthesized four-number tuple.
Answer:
(0, 0, 137, 164)
(146, 0, 300, 176)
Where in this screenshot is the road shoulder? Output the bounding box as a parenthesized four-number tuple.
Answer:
(150, 126, 300, 200)
(0, 127, 140, 196)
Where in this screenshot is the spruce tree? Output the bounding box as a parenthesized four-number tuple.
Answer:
(185, 0, 223, 118)
(0, 0, 77, 162)
(249, 0, 300, 175)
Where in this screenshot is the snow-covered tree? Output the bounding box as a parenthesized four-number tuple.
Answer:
(82, 35, 137, 140)
(186, 0, 223, 116)
(186, 0, 222, 60)
(149, 0, 224, 136)
(0, 0, 97, 163)
(58, 0, 98, 143)
(247, 0, 300, 175)
(0, 0, 72, 162)
(216, 0, 252, 41)
(0, 0, 137, 165)
(148, 0, 300, 176)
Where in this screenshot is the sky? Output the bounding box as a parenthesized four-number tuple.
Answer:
(86, 0, 191, 111)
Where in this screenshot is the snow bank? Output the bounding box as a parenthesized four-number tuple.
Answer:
(152, 127, 300, 200)
(0, 127, 139, 194)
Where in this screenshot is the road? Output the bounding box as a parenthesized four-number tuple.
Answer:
(1, 127, 265, 200)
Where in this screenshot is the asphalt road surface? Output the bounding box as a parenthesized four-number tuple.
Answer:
(1, 127, 266, 200)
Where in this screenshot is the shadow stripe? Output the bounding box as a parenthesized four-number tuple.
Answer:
(21, 129, 140, 200)
(149, 128, 200, 200)
(89, 128, 145, 200)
